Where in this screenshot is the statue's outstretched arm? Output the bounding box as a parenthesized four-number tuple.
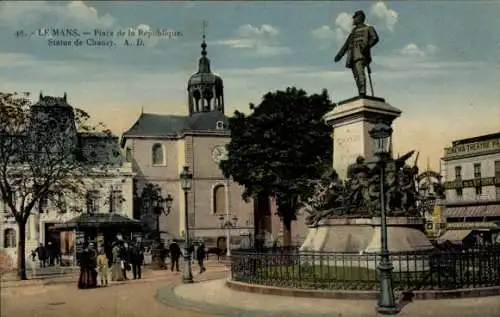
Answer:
(335, 33, 352, 61)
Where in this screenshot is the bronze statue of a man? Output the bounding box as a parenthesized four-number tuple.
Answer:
(334, 10, 379, 97)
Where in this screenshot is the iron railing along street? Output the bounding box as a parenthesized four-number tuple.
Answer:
(230, 246, 500, 291)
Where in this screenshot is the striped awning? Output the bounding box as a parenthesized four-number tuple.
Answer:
(444, 204, 500, 218)
(438, 230, 473, 243)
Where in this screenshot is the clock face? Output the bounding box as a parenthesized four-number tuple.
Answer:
(212, 145, 228, 163)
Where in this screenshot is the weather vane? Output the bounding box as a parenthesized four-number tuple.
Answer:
(202, 20, 208, 40)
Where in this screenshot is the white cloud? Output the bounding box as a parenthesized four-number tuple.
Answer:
(236, 24, 279, 38)
(370, 2, 398, 32)
(335, 12, 353, 33)
(311, 12, 352, 49)
(213, 23, 289, 57)
(400, 43, 438, 57)
(0, 1, 116, 29)
(311, 25, 334, 41)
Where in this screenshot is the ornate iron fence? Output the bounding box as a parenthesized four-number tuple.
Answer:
(230, 246, 500, 291)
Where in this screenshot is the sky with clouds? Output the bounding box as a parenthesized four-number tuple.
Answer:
(1, 1, 499, 172)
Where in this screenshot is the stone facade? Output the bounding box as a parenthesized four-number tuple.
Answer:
(121, 37, 254, 246)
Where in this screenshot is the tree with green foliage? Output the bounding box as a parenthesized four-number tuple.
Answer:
(220, 87, 335, 246)
(0, 92, 114, 280)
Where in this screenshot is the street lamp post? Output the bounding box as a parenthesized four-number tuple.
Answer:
(369, 122, 399, 315)
(180, 165, 194, 284)
(219, 214, 238, 257)
(153, 193, 174, 243)
(142, 184, 174, 270)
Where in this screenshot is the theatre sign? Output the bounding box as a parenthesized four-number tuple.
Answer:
(444, 137, 500, 158)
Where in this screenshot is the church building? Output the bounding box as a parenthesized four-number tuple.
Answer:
(121, 34, 254, 248)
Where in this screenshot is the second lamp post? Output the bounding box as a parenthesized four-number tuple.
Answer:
(180, 165, 194, 284)
(369, 121, 399, 315)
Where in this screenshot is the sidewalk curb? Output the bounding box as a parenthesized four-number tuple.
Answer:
(155, 278, 339, 317)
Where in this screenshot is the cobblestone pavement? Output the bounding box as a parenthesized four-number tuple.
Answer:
(1, 262, 228, 317)
(157, 278, 500, 317)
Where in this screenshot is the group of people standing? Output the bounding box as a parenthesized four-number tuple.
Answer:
(78, 239, 144, 289)
(33, 242, 61, 267)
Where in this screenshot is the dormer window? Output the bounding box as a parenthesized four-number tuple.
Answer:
(216, 121, 224, 130)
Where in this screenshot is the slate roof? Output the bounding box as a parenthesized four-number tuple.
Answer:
(78, 133, 124, 167)
(121, 111, 230, 143)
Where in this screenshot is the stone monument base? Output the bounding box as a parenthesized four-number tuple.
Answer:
(299, 217, 434, 272)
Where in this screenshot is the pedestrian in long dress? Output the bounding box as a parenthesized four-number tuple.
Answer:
(78, 244, 98, 289)
(110, 241, 124, 281)
(97, 248, 109, 286)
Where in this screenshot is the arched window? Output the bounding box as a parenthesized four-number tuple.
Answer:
(213, 184, 226, 214)
(3, 229, 16, 248)
(152, 143, 165, 165)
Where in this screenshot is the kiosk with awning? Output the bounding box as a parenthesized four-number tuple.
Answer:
(51, 213, 142, 264)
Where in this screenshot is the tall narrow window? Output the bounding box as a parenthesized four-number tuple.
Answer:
(454, 166, 462, 180)
(3, 229, 16, 248)
(152, 143, 164, 165)
(109, 190, 122, 213)
(475, 186, 482, 197)
(456, 188, 463, 199)
(85, 191, 99, 214)
(495, 160, 500, 180)
(213, 185, 226, 214)
(125, 147, 132, 162)
(473, 163, 481, 179)
(37, 189, 48, 214)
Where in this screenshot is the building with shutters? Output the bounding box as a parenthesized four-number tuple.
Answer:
(439, 132, 500, 244)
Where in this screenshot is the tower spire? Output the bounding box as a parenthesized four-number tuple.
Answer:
(201, 20, 208, 57)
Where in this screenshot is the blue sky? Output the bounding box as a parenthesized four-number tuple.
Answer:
(1, 1, 499, 171)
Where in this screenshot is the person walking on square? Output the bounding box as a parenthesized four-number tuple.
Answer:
(196, 242, 206, 274)
(97, 248, 109, 286)
(128, 243, 144, 280)
(35, 243, 47, 268)
(121, 242, 130, 280)
(47, 241, 55, 266)
(168, 240, 181, 272)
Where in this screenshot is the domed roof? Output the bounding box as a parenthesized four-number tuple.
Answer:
(187, 36, 223, 88)
(188, 71, 223, 86)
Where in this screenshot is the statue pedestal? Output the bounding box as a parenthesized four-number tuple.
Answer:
(323, 96, 402, 179)
(300, 217, 433, 272)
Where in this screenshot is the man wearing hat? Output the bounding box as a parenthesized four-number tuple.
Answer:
(334, 10, 379, 97)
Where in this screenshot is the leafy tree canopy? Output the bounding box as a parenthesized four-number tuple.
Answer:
(1, 91, 118, 279)
(0, 92, 115, 223)
(220, 87, 335, 222)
